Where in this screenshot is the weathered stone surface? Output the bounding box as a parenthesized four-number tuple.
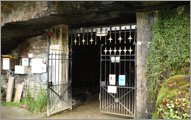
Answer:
(1, 1, 189, 54)
(1, 35, 48, 101)
(1, 1, 48, 26)
(136, 11, 158, 119)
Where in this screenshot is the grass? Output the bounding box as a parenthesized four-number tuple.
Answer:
(1, 98, 25, 107)
(2, 102, 20, 107)
(2, 88, 47, 114)
(25, 88, 47, 113)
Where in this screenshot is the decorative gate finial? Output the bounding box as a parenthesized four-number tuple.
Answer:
(113, 47, 117, 54)
(104, 47, 108, 54)
(118, 47, 122, 54)
(128, 47, 133, 54)
(109, 47, 112, 54)
(123, 46, 127, 54)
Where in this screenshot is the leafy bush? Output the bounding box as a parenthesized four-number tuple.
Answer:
(154, 75, 190, 119)
(146, 6, 190, 104)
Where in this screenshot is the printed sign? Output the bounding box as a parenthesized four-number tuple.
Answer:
(107, 86, 117, 94)
(118, 75, 126, 86)
(111, 57, 115, 63)
(109, 74, 116, 85)
(116, 57, 120, 63)
(110, 56, 120, 63)
(22, 58, 29, 66)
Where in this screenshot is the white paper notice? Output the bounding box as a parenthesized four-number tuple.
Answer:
(109, 74, 116, 85)
(31, 58, 43, 73)
(116, 57, 120, 63)
(3, 58, 10, 70)
(22, 58, 29, 66)
(118, 75, 126, 86)
(107, 86, 117, 94)
(111, 57, 115, 63)
(110, 56, 120, 63)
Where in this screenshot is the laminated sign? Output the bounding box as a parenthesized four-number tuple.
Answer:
(107, 86, 117, 94)
(109, 74, 116, 85)
(118, 75, 126, 86)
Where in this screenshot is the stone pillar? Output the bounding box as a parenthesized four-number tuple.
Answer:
(136, 12, 157, 119)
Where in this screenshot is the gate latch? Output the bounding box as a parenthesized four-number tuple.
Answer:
(48, 81, 53, 87)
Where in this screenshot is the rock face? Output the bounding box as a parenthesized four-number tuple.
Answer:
(1, 1, 48, 26)
(1, 1, 188, 54)
(1, 35, 48, 102)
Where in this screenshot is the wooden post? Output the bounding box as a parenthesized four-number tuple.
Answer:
(6, 76, 15, 102)
(14, 83, 24, 102)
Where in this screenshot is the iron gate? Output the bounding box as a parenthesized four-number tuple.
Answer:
(47, 44, 72, 116)
(69, 24, 136, 118)
(99, 26, 136, 118)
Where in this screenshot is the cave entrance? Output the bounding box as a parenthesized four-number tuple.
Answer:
(69, 24, 136, 118)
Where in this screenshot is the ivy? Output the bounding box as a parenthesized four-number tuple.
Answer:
(146, 7, 190, 106)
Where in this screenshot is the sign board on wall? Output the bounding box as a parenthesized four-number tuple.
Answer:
(2, 58, 15, 70)
(22, 58, 29, 66)
(31, 58, 46, 73)
(15, 65, 28, 74)
(3, 58, 10, 70)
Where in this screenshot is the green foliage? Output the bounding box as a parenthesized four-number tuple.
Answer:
(154, 75, 190, 119)
(26, 88, 47, 114)
(146, 7, 190, 104)
(2, 102, 21, 107)
(2, 98, 26, 107)
(1, 89, 47, 114)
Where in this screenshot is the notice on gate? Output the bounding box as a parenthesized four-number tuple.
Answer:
(118, 75, 126, 86)
(109, 74, 116, 85)
(110, 56, 120, 63)
(116, 57, 120, 63)
(107, 86, 117, 94)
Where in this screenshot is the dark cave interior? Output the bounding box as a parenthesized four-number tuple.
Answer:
(70, 28, 136, 102)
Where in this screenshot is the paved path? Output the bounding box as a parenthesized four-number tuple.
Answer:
(1, 98, 129, 119)
(1, 106, 45, 119)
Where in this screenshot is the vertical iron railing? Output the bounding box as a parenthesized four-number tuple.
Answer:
(100, 47, 135, 117)
(69, 24, 136, 118)
(99, 25, 136, 118)
(47, 43, 72, 116)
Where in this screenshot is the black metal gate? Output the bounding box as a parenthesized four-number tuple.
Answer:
(47, 44, 72, 116)
(69, 24, 136, 118)
(99, 26, 136, 118)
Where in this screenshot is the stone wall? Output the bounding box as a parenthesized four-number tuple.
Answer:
(1, 35, 48, 101)
(1, 25, 69, 102)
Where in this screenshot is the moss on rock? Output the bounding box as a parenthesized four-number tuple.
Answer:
(154, 75, 190, 119)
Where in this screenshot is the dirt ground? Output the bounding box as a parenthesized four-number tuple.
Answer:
(1, 98, 130, 119)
